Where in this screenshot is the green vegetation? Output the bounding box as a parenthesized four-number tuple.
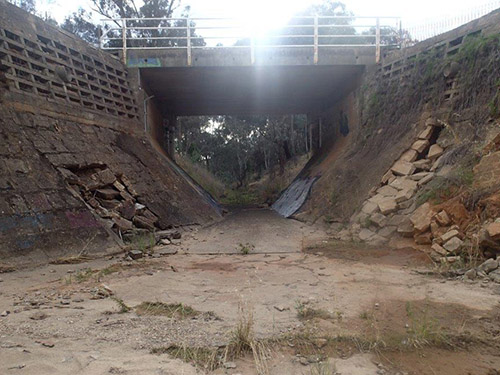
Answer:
(295, 301, 334, 321)
(112, 297, 131, 313)
(238, 242, 255, 255)
(135, 302, 199, 318)
(416, 160, 476, 206)
(309, 362, 337, 375)
(129, 233, 156, 251)
(151, 345, 220, 371)
(404, 301, 449, 349)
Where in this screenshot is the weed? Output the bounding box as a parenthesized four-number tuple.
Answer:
(295, 301, 333, 321)
(404, 301, 449, 349)
(489, 94, 499, 118)
(238, 242, 255, 255)
(135, 302, 199, 318)
(359, 311, 371, 320)
(309, 361, 337, 375)
(74, 268, 96, 283)
(129, 233, 156, 251)
(96, 263, 122, 281)
(361, 216, 372, 229)
(220, 189, 260, 205)
(225, 306, 255, 359)
(112, 297, 131, 313)
(151, 344, 221, 371)
(50, 255, 92, 265)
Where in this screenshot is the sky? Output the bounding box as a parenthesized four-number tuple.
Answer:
(37, 0, 500, 34)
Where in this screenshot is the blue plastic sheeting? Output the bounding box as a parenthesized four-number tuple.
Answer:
(272, 176, 319, 218)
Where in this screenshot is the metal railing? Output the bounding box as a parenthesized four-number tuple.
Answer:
(403, 1, 500, 42)
(99, 16, 402, 65)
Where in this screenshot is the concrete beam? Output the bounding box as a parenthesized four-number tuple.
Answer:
(139, 65, 364, 116)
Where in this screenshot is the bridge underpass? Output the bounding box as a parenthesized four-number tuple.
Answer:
(139, 64, 364, 115)
(99, 15, 400, 156)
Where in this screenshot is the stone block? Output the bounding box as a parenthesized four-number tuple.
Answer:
(417, 173, 435, 186)
(370, 213, 388, 228)
(395, 188, 415, 203)
(391, 161, 416, 176)
(400, 149, 419, 163)
(378, 198, 398, 215)
(440, 229, 460, 243)
(409, 172, 433, 181)
(413, 159, 431, 171)
(112, 215, 133, 232)
(410, 202, 434, 233)
(486, 222, 500, 241)
(388, 215, 408, 227)
(390, 177, 418, 191)
(128, 250, 143, 260)
(411, 140, 430, 154)
(425, 118, 438, 127)
(431, 243, 447, 256)
(415, 232, 432, 245)
(377, 185, 399, 197)
(381, 170, 395, 185)
(133, 215, 156, 230)
(427, 144, 444, 160)
(443, 237, 463, 253)
(358, 229, 375, 241)
(361, 201, 378, 215)
(478, 258, 499, 274)
(368, 194, 388, 205)
(378, 226, 397, 238)
(418, 126, 434, 140)
(117, 200, 136, 220)
(397, 221, 414, 238)
(435, 210, 451, 226)
(96, 189, 121, 200)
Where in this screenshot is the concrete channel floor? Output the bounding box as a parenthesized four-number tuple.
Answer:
(0, 209, 499, 375)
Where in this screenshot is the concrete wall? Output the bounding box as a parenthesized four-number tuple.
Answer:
(0, 1, 220, 265)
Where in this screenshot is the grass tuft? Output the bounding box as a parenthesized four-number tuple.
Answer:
(295, 301, 334, 321)
(135, 302, 199, 319)
(151, 344, 221, 370)
(112, 297, 131, 313)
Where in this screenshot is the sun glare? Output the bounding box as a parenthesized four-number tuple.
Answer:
(232, 0, 315, 36)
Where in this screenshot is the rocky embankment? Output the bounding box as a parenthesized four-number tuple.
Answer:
(335, 116, 500, 283)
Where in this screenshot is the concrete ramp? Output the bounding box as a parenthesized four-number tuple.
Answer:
(272, 177, 319, 218)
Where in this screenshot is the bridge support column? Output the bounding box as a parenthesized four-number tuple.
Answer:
(307, 114, 322, 152)
(164, 114, 177, 160)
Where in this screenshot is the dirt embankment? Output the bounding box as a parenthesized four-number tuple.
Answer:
(290, 21, 500, 228)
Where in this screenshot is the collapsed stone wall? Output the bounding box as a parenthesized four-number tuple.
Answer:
(0, 105, 220, 265)
(0, 2, 220, 265)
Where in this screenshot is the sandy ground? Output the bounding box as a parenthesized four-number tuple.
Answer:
(1, 208, 500, 375)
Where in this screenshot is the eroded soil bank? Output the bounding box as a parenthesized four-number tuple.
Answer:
(1, 209, 499, 375)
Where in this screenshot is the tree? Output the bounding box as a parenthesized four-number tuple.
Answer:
(9, 0, 36, 14)
(61, 9, 100, 45)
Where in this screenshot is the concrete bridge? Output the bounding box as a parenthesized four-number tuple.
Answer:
(99, 16, 401, 151)
(100, 17, 400, 116)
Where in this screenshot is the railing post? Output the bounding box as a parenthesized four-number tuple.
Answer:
(121, 19, 127, 64)
(186, 18, 192, 66)
(250, 36, 255, 65)
(375, 17, 381, 63)
(313, 15, 319, 65)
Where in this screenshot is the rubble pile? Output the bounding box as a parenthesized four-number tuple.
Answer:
(59, 165, 164, 240)
(337, 117, 500, 279)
